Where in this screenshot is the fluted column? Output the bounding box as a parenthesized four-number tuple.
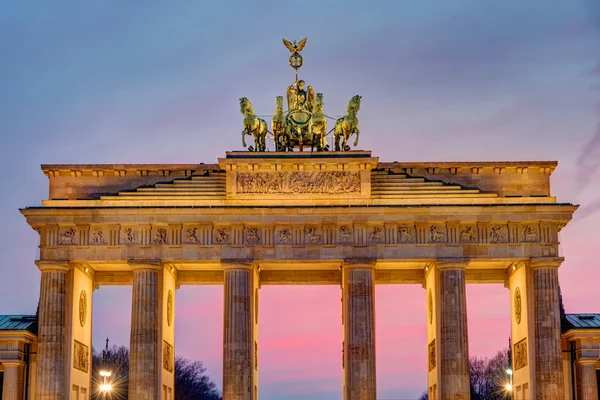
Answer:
(2, 362, 24, 400)
(35, 262, 69, 400)
(223, 263, 258, 400)
(129, 264, 161, 400)
(576, 359, 599, 400)
(342, 262, 376, 400)
(438, 262, 470, 400)
(531, 260, 564, 398)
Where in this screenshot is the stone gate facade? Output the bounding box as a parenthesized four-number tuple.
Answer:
(19, 150, 584, 399)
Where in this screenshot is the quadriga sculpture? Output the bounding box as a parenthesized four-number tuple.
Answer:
(240, 97, 267, 152)
(309, 93, 328, 151)
(272, 96, 288, 151)
(334, 95, 361, 151)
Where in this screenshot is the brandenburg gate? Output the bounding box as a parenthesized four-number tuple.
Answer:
(19, 39, 578, 399)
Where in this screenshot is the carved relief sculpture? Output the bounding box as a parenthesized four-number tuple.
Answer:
(79, 290, 87, 327)
(369, 226, 384, 243)
(153, 228, 168, 245)
(514, 287, 522, 324)
(513, 338, 528, 371)
(428, 290, 433, 325)
(59, 228, 77, 245)
(490, 226, 505, 243)
(215, 228, 230, 244)
(304, 227, 321, 244)
(167, 290, 173, 327)
(122, 228, 138, 244)
(245, 227, 261, 244)
(522, 226, 538, 242)
(428, 339, 436, 371)
(184, 228, 199, 244)
(236, 171, 360, 194)
(73, 340, 89, 373)
(429, 226, 445, 243)
(459, 226, 476, 242)
(398, 226, 414, 243)
(276, 228, 292, 244)
(339, 225, 353, 241)
(163, 341, 174, 372)
(91, 230, 106, 244)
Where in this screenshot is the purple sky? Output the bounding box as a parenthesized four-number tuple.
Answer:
(1, 1, 600, 398)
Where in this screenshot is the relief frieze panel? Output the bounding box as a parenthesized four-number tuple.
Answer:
(459, 226, 477, 243)
(275, 227, 293, 244)
(73, 340, 89, 373)
(152, 227, 168, 245)
(120, 227, 139, 245)
(513, 337, 528, 371)
(304, 226, 322, 244)
(368, 226, 384, 244)
(39, 221, 561, 249)
(398, 226, 416, 243)
(90, 227, 107, 245)
(429, 226, 446, 243)
(521, 225, 539, 243)
(236, 171, 361, 194)
(489, 225, 507, 243)
(338, 225, 354, 243)
(183, 226, 200, 244)
(214, 227, 231, 244)
(58, 227, 78, 245)
(245, 227, 261, 244)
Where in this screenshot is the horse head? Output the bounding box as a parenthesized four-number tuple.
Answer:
(240, 97, 253, 115)
(275, 96, 284, 112)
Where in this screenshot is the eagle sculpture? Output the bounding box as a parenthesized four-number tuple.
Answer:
(282, 37, 307, 53)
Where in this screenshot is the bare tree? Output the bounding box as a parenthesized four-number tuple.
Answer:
(419, 348, 511, 400)
(175, 356, 221, 400)
(91, 343, 221, 400)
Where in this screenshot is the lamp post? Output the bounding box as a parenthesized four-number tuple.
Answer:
(99, 370, 112, 399)
(505, 368, 513, 399)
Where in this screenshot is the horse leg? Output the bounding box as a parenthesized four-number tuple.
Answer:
(342, 132, 349, 151)
(242, 129, 247, 148)
(353, 128, 360, 147)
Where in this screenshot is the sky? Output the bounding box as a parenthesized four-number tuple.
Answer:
(1, 0, 600, 398)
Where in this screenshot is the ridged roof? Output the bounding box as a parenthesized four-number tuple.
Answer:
(0, 315, 37, 333)
(563, 314, 600, 331)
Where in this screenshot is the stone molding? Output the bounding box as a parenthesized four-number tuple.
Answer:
(343, 261, 376, 270)
(128, 260, 163, 271)
(35, 260, 70, 272)
(529, 257, 563, 269)
(435, 260, 469, 270)
(221, 261, 256, 271)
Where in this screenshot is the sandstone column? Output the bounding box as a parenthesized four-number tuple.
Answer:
(439, 263, 470, 399)
(223, 262, 258, 400)
(531, 259, 564, 398)
(426, 261, 470, 400)
(342, 262, 376, 400)
(1, 362, 24, 400)
(576, 358, 599, 400)
(128, 262, 177, 399)
(35, 262, 69, 400)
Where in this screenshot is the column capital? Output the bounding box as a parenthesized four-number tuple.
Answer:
(221, 259, 255, 271)
(436, 259, 469, 270)
(128, 259, 162, 271)
(35, 260, 70, 272)
(0, 360, 24, 367)
(343, 259, 376, 270)
(529, 257, 564, 269)
(576, 357, 599, 364)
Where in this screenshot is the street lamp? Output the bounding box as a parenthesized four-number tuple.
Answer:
(99, 370, 112, 398)
(505, 368, 513, 399)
